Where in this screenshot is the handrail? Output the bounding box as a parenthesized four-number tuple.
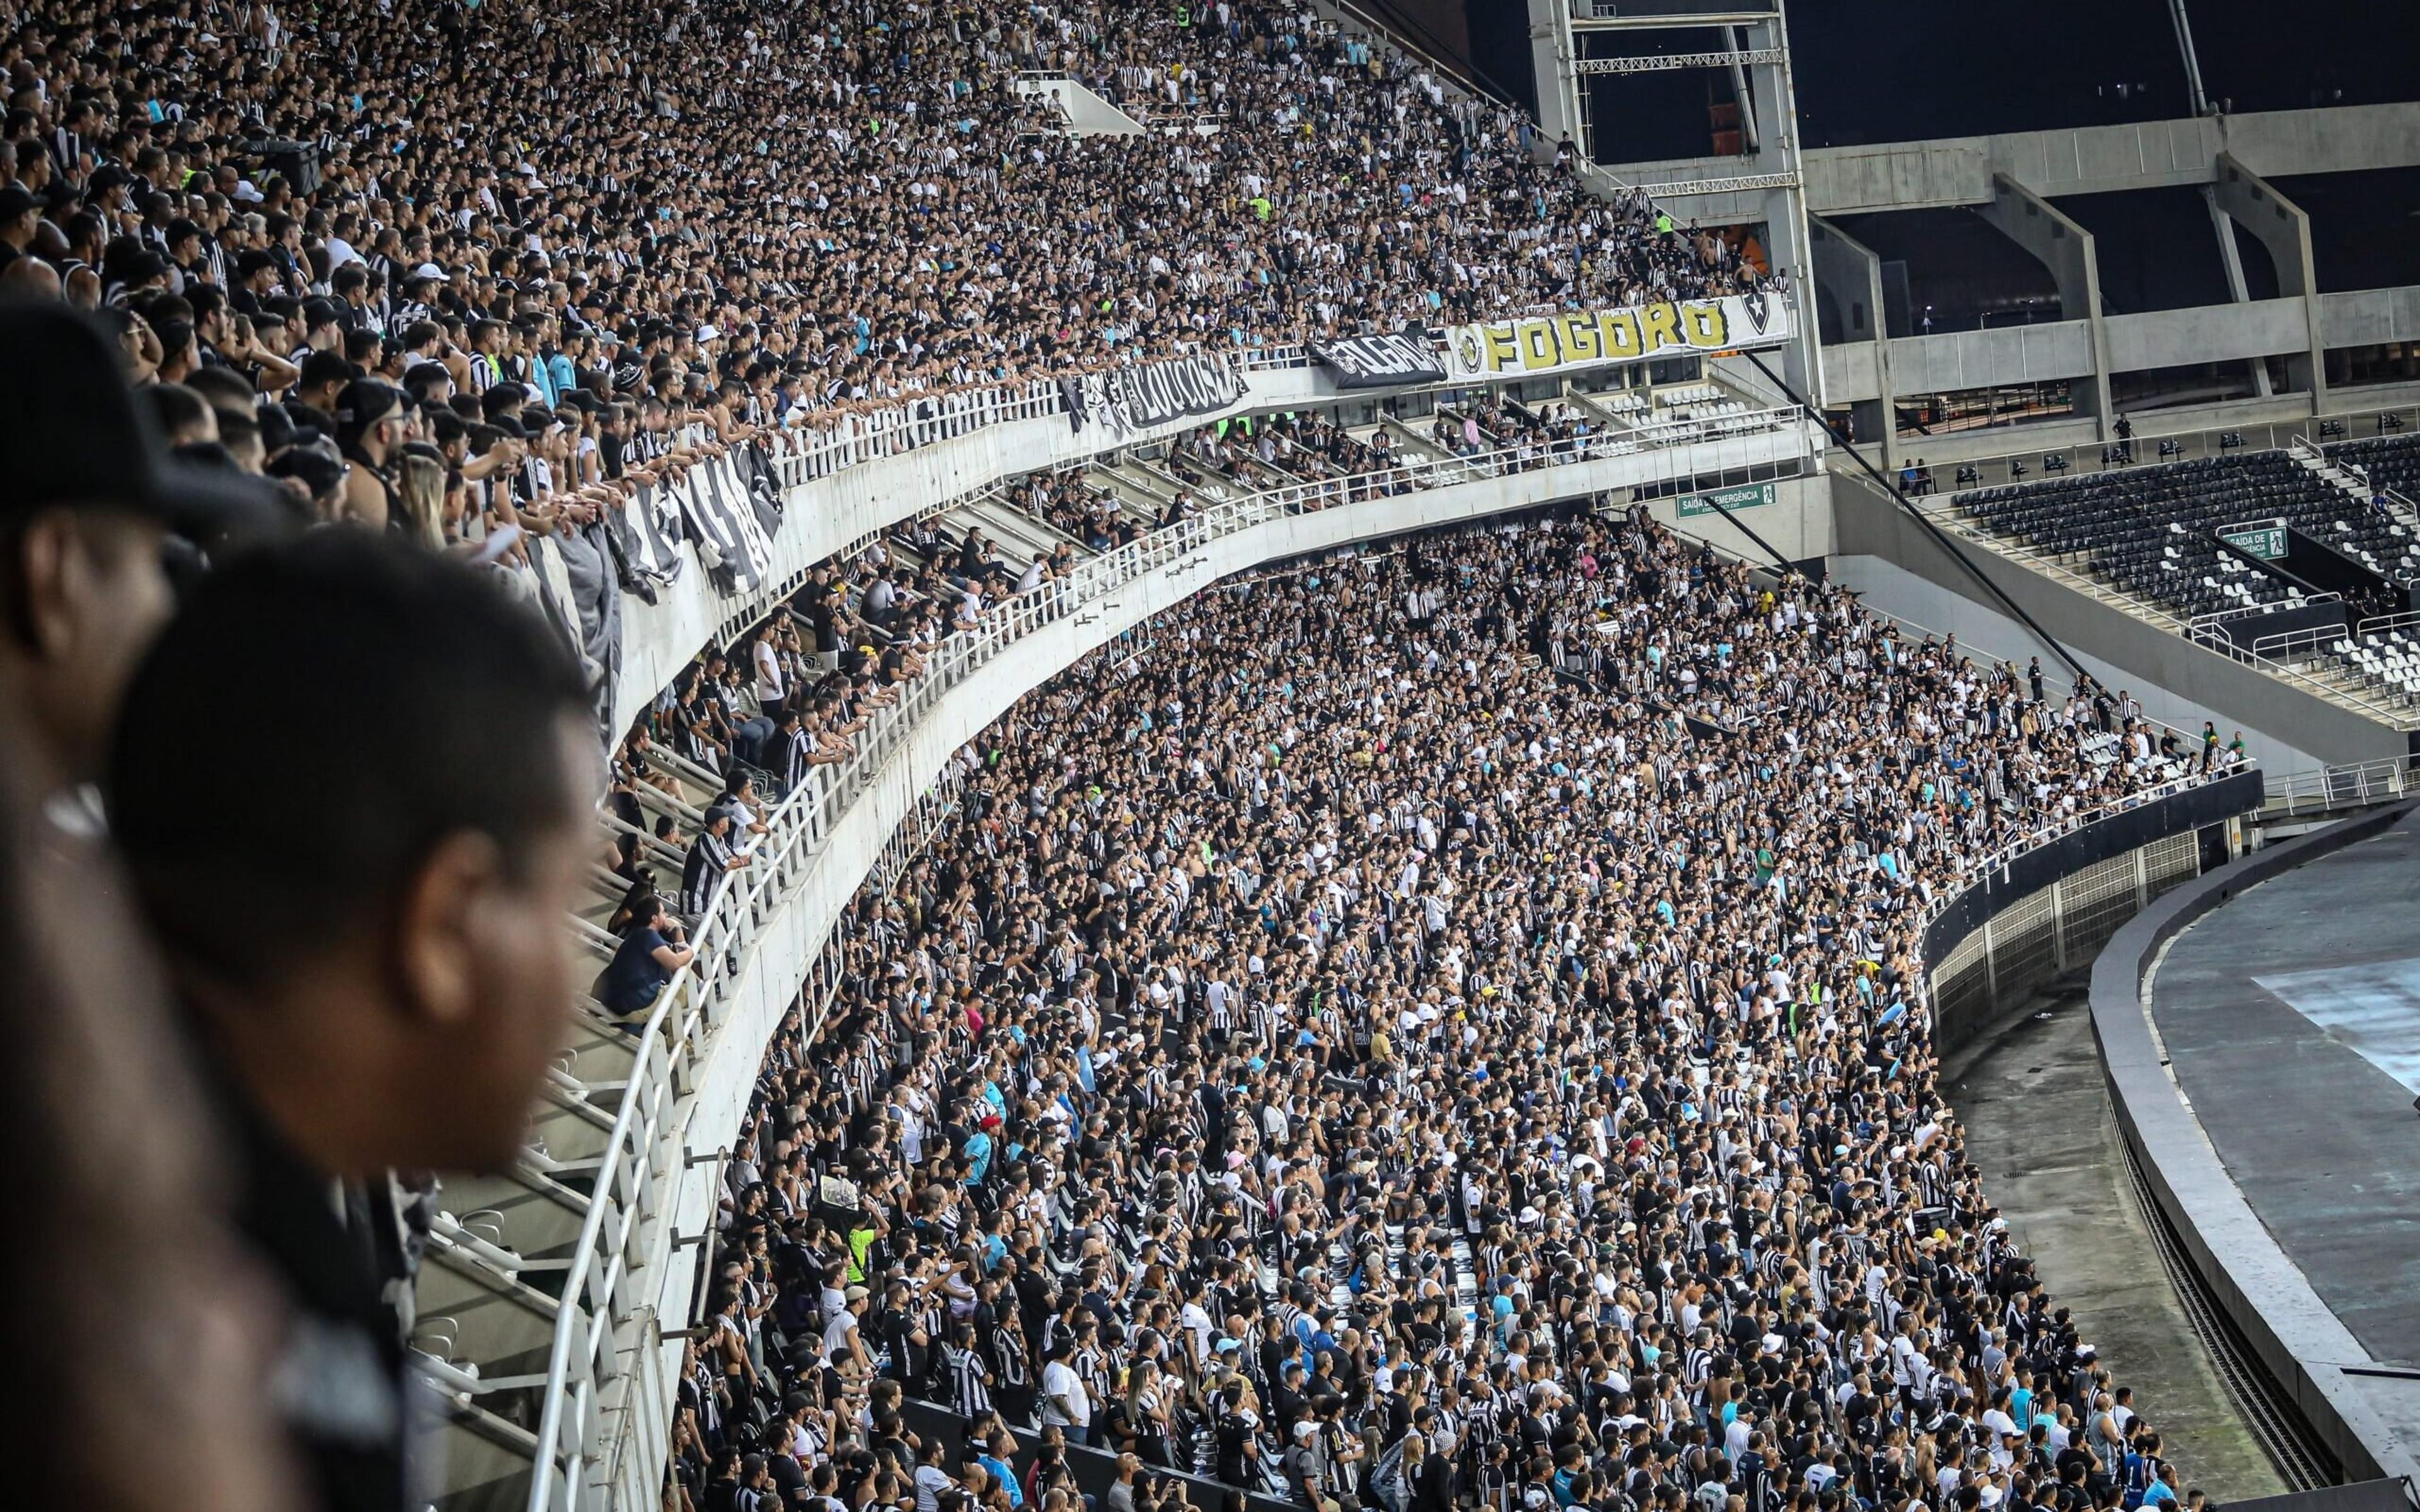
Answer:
(2189, 592, 2340, 630)
(1916, 400, 2420, 502)
(2356, 608, 2420, 640)
(766, 348, 1298, 492)
(1920, 765, 2248, 938)
(516, 402, 1816, 1512)
(2260, 753, 2418, 817)
(2245, 621, 2351, 663)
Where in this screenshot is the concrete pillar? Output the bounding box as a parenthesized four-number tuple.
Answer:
(1526, 0, 1586, 160)
(1809, 214, 1892, 466)
(2203, 188, 2273, 398)
(2211, 153, 2329, 411)
(1974, 173, 2115, 437)
(1748, 3, 1821, 408)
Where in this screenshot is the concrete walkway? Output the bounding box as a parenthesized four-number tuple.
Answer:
(1948, 986, 2289, 1503)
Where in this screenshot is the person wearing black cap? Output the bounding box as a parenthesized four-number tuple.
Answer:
(337, 379, 407, 529)
(107, 532, 600, 1512)
(0, 302, 274, 794)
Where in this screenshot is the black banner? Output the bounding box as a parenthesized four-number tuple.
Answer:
(1310, 332, 1448, 388)
(1063, 354, 1244, 440)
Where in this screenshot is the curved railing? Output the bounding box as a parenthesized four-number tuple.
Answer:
(763, 345, 1310, 490)
(517, 406, 1816, 1512)
(1915, 765, 2266, 1050)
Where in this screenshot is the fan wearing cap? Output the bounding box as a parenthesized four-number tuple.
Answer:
(0, 303, 274, 794)
(0, 184, 41, 274)
(336, 379, 408, 529)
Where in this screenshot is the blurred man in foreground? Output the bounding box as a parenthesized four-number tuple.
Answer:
(0, 302, 275, 796)
(109, 532, 597, 1512)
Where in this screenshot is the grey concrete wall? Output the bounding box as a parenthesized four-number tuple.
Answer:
(1803, 101, 2420, 214)
(1826, 473, 2408, 770)
(2104, 297, 2315, 369)
(2322, 287, 2420, 350)
(1971, 175, 2112, 430)
(1808, 216, 1893, 457)
(1833, 554, 2330, 785)
(1651, 471, 1835, 566)
(1831, 297, 2331, 408)
(2215, 158, 2318, 301)
(1872, 320, 2100, 400)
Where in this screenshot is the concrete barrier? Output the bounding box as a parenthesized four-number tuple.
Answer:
(2087, 801, 2420, 1489)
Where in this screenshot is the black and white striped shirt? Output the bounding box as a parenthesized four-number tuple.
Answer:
(947, 1341, 994, 1419)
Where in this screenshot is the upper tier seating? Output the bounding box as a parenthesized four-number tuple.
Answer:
(1960, 452, 2418, 622)
(5, 0, 1777, 443)
(2329, 432, 2420, 507)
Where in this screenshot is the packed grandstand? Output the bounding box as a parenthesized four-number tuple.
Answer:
(0, 4, 2327, 1512)
(657, 513, 2235, 1512)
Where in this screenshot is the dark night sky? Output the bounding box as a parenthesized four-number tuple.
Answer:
(1458, 0, 2420, 153)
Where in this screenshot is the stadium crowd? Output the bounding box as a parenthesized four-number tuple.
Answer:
(659, 511, 2236, 1512)
(0, 4, 2255, 1512)
(1, 0, 1773, 481)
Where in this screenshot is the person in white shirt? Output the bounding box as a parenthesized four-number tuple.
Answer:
(1041, 1344, 1092, 1443)
(752, 622, 788, 723)
(824, 1285, 870, 1373)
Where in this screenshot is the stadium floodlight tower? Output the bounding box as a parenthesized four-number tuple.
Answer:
(1526, 0, 1820, 408)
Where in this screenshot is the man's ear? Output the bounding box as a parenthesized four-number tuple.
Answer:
(395, 829, 506, 1029)
(4, 510, 84, 655)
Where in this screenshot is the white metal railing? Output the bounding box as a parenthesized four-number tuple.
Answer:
(763, 346, 1315, 493)
(2189, 592, 2341, 634)
(2388, 486, 2420, 519)
(2244, 621, 2351, 664)
(516, 403, 1814, 1512)
(2356, 609, 2420, 642)
(1961, 769, 2228, 882)
(1920, 764, 2254, 945)
(2261, 753, 2420, 817)
(1915, 401, 2420, 501)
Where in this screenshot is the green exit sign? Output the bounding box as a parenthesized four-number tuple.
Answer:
(1677, 481, 1778, 518)
(2219, 519, 2288, 561)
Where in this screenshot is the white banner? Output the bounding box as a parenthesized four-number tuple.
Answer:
(1439, 290, 1790, 381)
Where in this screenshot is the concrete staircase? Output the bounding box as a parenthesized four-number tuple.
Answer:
(2291, 438, 2400, 521)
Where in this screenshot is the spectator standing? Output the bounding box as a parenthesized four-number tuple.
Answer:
(0, 304, 271, 794)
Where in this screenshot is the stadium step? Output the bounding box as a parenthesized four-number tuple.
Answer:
(1085, 457, 1175, 507)
(426, 1406, 541, 1512)
(940, 493, 1085, 564)
(1930, 498, 2420, 728)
